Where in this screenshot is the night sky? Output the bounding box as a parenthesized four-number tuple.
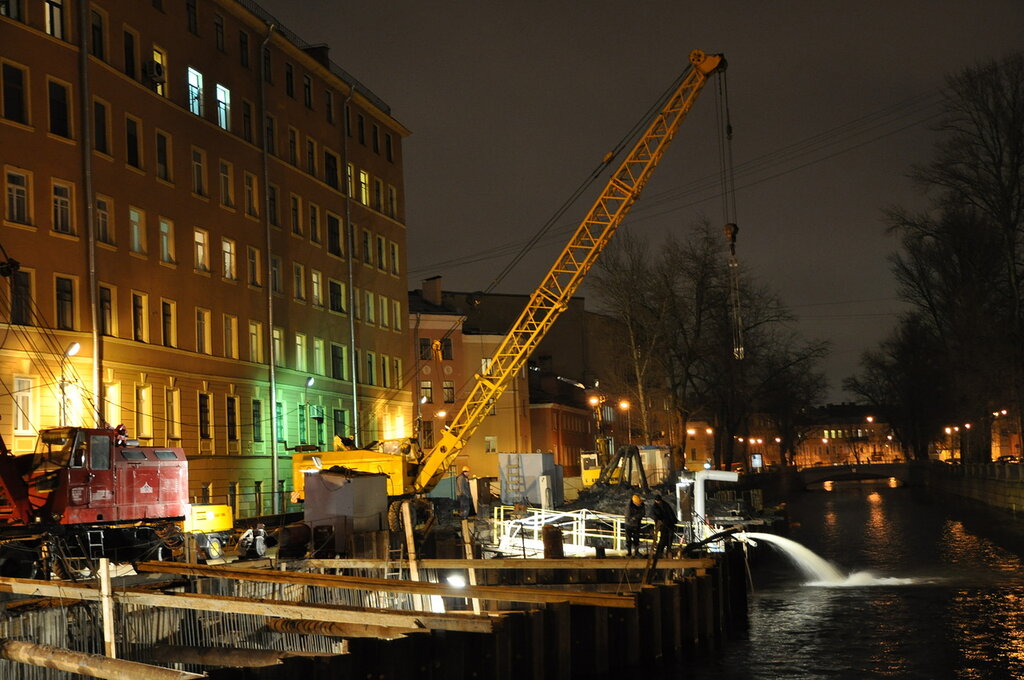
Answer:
(256, 0, 1023, 401)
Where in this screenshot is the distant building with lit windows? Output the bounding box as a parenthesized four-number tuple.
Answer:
(0, 0, 412, 515)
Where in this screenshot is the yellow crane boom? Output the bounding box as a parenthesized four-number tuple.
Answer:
(412, 50, 725, 493)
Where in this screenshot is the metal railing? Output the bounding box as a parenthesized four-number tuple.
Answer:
(490, 505, 688, 557)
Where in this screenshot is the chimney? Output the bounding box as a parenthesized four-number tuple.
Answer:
(422, 276, 442, 306)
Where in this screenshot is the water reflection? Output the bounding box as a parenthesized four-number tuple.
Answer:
(689, 481, 1024, 679)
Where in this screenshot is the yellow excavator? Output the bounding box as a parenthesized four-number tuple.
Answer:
(293, 50, 726, 506)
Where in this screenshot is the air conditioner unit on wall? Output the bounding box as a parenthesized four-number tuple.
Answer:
(143, 60, 166, 84)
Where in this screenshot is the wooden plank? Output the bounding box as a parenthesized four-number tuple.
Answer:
(0, 575, 494, 633)
(297, 557, 716, 571)
(135, 562, 636, 608)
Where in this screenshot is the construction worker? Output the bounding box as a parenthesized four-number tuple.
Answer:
(624, 494, 644, 557)
(651, 494, 676, 558)
(456, 466, 476, 518)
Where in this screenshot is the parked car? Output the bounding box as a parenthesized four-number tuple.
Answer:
(995, 455, 1020, 464)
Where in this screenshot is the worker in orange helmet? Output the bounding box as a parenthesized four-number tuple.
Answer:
(624, 494, 644, 557)
(456, 466, 476, 518)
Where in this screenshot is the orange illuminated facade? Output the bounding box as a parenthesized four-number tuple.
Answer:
(0, 0, 411, 515)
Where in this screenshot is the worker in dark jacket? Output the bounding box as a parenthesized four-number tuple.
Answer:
(624, 494, 644, 557)
(456, 466, 476, 517)
(651, 494, 676, 558)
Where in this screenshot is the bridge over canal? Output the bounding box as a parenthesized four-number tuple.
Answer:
(797, 462, 913, 487)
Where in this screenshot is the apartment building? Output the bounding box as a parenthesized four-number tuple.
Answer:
(0, 0, 412, 515)
(409, 277, 532, 479)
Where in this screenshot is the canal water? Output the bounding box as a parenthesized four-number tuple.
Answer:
(688, 480, 1024, 680)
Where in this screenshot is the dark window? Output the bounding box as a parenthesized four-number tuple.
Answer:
(419, 338, 432, 361)
(239, 31, 249, 68)
(123, 30, 136, 78)
(264, 115, 275, 154)
(214, 14, 224, 51)
(303, 74, 312, 107)
(90, 11, 104, 60)
(328, 281, 344, 313)
(155, 132, 169, 180)
(55, 277, 73, 330)
(185, 0, 197, 34)
(441, 337, 453, 360)
(324, 152, 339, 189)
(1, 64, 26, 124)
(241, 101, 252, 142)
(332, 408, 347, 439)
(330, 344, 344, 378)
(252, 399, 262, 441)
(132, 293, 145, 341)
(99, 285, 112, 335)
(11, 270, 31, 325)
(422, 421, 434, 449)
(48, 81, 70, 137)
(198, 393, 210, 438)
(326, 214, 342, 257)
(268, 185, 278, 226)
(325, 90, 334, 123)
(121, 450, 146, 460)
(372, 124, 379, 153)
(226, 395, 237, 440)
(443, 381, 455, 403)
(385, 133, 394, 162)
(261, 47, 271, 82)
(126, 118, 140, 168)
(93, 100, 108, 153)
(154, 450, 178, 460)
(285, 64, 294, 97)
(161, 300, 174, 347)
(357, 114, 365, 144)
(298, 403, 307, 445)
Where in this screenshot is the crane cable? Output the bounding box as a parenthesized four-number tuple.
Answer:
(715, 70, 744, 360)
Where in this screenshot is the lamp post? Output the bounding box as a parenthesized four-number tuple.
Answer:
(618, 399, 631, 445)
(588, 394, 605, 456)
(304, 377, 314, 446)
(60, 341, 80, 427)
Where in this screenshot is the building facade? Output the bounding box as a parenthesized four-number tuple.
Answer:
(409, 277, 531, 480)
(0, 0, 412, 516)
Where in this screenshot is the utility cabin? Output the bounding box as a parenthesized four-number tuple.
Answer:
(24, 427, 189, 525)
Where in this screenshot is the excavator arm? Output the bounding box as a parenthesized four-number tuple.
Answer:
(412, 50, 725, 494)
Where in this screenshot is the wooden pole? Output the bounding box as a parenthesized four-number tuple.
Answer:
(0, 638, 203, 680)
(461, 519, 482, 614)
(98, 558, 116, 659)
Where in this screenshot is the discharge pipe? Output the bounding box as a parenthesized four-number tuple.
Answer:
(693, 469, 738, 540)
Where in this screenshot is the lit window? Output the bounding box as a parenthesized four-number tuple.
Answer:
(221, 238, 236, 279)
(51, 182, 72, 234)
(196, 308, 211, 354)
(223, 314, 238, 358)
(187, 67, 203, 116)
(45, 0, 64, 39)
(293, 263, 305, 300)
(96, 197, 113, 244)
(215, 84, 230, 130)
(128, 207, 146, 254)
(193, 229, 209, 272)
(158, 218, 174, 263)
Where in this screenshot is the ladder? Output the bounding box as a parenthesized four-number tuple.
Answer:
(504, 454, 528, 506)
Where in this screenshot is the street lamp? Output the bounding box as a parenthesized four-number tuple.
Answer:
(618, 400, 631, 444)
(59, 342, 80, 427)
(588, 394, 605, 455)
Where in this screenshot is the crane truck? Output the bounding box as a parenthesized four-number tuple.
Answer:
(0, 425, 232, 577)
(294, 49, 726, 514)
